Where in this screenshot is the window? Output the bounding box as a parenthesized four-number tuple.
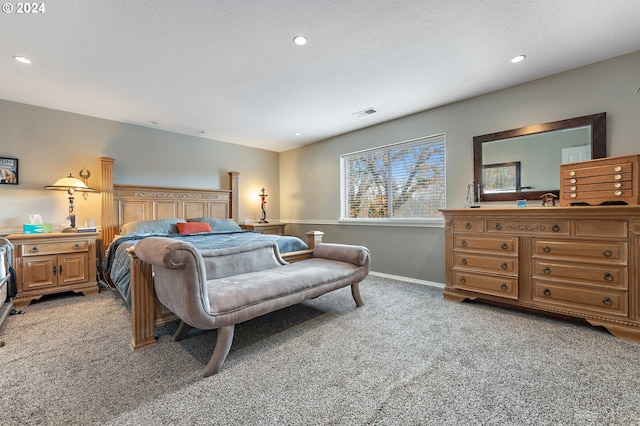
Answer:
(482, 161, 521, 193)
(340, 134, 445, 220)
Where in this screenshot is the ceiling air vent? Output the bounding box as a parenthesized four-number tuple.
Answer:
(352, 108, 378, 117)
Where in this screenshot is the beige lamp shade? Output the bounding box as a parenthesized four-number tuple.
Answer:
(45, 174, 94, 192)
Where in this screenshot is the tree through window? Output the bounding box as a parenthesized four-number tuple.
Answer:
(341, 134, 445, 220)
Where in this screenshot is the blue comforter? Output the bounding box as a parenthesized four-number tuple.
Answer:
(103, 230, 308, 305)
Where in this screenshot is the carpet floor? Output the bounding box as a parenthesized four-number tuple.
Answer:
(1, 276, 640, 425)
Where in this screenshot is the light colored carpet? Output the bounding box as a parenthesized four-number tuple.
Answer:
(1, 276, 640, 425)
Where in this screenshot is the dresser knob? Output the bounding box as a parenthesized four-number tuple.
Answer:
(614, 166, 622, 172)
(551, 224, 560, 232)
(602, 250, 612, 257)
(543, 288, 551, 296)
(501, 243, 508, 250)
(500, 283, 508, 291)
(614, 174, 622, 180)
(614, 183, 622, 189)
(465, 222, 471, 229)
(543, 246, 551, 253)
(494, 223, 501, 230)
(603, 272, 613, 281)
(461, 258, 467, 265)
(459, 277, 466, 284)
(73, 243, 80, 249)
(31, 246, 39, 253)
(570, 178, 576, 184)
(602, 296, 612, 306)
(460, 240, 467, 247)
(570, 193, 577, 198)
(570, 186, 577, 191)
(569, 171, 576, 176)
(543, 266, 551, 275)
(501, 262, 508, 269)
(614, 190, 622, 196)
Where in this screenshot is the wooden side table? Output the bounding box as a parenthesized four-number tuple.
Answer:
(7, 232, 99, 307)
(240, 222, 287, 235)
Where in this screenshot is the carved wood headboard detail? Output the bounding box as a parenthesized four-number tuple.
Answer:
(99, 157, 239, 249)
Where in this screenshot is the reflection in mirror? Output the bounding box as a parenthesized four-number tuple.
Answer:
(473, 112, 606, 202)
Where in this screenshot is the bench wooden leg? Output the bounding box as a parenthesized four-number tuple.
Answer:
(172, 321, 192, 342)
(351, 282, 364, 307)
(204, 324, 235, 377)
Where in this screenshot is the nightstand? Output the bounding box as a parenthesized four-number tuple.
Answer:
(240, 222, 287, 235)
(7, 232, 99, 307)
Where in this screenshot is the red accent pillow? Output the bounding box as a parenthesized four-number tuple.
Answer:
(177, 221, 212, 234)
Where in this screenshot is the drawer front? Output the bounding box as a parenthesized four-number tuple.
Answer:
(21, 240, 89, 256)
(532, 260, 627, 289)
(454, 235, 518, 255)
(533, 240, 627, 264)
(452, 270, 517, 299)
(487, 220, 569, 235)
(562, 171, 632, 186)
(454, 253, 517, 275)
(561, 161, 635, 179)
(562, 188, 635, 203)
(532, 280, 627, 317)
(453, 218, 484, 233)
(573, 220, 627, 238)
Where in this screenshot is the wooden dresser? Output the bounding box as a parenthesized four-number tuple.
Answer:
(442, 206, 640, 342)
(8, 232, 99, 307)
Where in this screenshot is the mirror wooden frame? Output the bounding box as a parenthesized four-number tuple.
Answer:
(473, 112, 606, 202)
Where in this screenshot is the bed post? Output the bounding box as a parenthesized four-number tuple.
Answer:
(99, 157, 116, 248)
(228, 171, 239, 222)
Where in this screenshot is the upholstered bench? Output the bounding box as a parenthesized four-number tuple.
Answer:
(134, 237, 370, 376)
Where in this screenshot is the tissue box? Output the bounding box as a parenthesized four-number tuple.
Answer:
(23, 223, 52, 234)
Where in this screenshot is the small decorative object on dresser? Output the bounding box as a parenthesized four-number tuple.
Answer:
(540, 193, 557, 207)
(258, 187, 268, 223)
(442, 206, 640, 342)
(240, 222, 287, 235)
(7, 232, 99, 307)
(560, 154, 639, 206)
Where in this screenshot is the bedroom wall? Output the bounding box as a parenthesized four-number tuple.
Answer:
(0, 101, 280, 234)
(279, 50, 640, 284)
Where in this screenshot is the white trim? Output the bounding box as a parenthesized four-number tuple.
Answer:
(369, 271, 445, 289)
(282, 219, 445, 228)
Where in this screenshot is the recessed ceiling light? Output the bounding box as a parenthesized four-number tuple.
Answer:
(511, 55, 526, 63)
(293, 35, 307, 46)
(295, 132, 302, 136)
(14, 56, 31, 64)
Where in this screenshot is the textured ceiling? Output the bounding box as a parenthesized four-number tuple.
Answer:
(1, 0, 640, 152)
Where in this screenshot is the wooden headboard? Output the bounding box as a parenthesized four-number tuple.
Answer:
(99, 157, 239, 248)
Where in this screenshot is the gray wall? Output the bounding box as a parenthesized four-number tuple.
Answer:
(280, 51, 640, 284)
(0, 101, 280, 233)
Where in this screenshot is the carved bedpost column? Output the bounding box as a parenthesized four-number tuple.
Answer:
(228, 171, 240, 222)
(305, 230, 324, 250)
(99, 157, 116, 247)
(127, 247, 156, 350)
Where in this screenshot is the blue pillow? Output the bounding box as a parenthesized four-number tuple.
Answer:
(120, 218, 187, 235)
(187, 218, 242, 232)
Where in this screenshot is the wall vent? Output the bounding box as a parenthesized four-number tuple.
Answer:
(352, 108, 378, 117)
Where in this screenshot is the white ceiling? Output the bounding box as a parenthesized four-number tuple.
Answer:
(2, 1, 640, 152)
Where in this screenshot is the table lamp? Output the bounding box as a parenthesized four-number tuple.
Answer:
(45, 173, 95, 232)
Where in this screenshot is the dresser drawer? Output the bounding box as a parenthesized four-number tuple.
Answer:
(487, 219, 569, 235)
(454, 235, 518, 255)
(21, 240, 90, 256)
(452, 270, 517, 299)
(573, 220, 627, 238)
(533, 239, 627, 264)
(454, 253, 517, 275)
(532, 280, 627, 317)
(453, 218, 484, 233)
(532, 260, 627, 289)
(561, 160, 635, 179)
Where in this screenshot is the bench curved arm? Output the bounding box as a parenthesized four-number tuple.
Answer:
(312, 243, 370, 267)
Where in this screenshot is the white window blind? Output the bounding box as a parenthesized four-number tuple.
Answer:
(340, 134, 445, 220)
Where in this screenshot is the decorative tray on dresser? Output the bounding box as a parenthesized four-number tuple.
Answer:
(442, 206, 640, 342)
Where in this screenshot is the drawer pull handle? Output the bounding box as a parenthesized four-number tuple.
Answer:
(603, 272, 613, 281)
(501, 262, 508, 270)
(569, 171, 576, 176)
(614, 174, 622, 180)
(59, 265, 63, 275)
(459, 277, 466, 284)
(543, 246, 551, 253)
(460, 240, 467, 247)
(543, 288, 551, 296)
(602, 297, 612, 306)
(570, 178, 576, 184)
(461, 258, 467, 265)
(614, 166, 622, 172)
(465, 222, 471, 229)
(543, 266, 551, 275)
(614, 183, 622, 189)
(501, 243, 508, 250)
(500, 283, 508, 291)
(494, 223, 502, 230)
(31, 246, 39, 253)
(614, 190, 622, 196)
(53, 265, 57, 276)
(570, 193, 577, 198)
(73, 243, 80, 249)
(551, 224, 560, 232)
(570, 186, 577, 191)
(602, 250, 612, 257)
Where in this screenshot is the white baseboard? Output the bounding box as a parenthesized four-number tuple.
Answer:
(369, 271, 445, 289)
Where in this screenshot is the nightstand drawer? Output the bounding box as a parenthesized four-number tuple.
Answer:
(21, 240, 89, 256)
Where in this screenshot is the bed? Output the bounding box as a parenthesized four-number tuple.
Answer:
(98, 158, 323, 350)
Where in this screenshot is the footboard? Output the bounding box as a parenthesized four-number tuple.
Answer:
(126, 230, 324, 350)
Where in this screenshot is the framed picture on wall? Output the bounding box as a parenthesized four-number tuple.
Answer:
(0, 157, 18, 185)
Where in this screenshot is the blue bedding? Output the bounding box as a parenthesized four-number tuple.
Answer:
(103, 230, 308, 305)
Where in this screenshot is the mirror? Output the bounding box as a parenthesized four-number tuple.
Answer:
(473, 112, 606, 202)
